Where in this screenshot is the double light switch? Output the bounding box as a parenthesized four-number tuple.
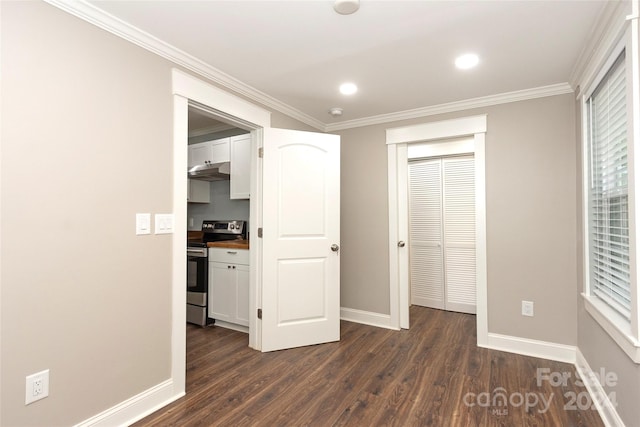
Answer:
(136, 213, 174, 235)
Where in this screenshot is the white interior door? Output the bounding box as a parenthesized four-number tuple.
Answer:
(261, 128, 340, 352)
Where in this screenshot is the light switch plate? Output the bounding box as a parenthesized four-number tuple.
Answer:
(136, 213, 151, 235)
(155, 213, 174, 234)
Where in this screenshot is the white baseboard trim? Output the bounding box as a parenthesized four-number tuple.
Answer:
(575, 349, 626, 427)
(214, 320, 249, 334)
(74, 379, 183, 427)
(340, 307, 399, 330)
(484, 332, 577, 364)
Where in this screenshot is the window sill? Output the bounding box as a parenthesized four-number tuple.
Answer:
(582, 293, 640, 364)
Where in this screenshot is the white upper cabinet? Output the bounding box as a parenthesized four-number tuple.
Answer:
(230, 134, 251, 199)
(188, 137, 230, 167)
(187, 134, 250, 199)
(187, 179, 210, 203)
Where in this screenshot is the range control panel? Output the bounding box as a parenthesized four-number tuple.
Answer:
(202, 220, 245, 235)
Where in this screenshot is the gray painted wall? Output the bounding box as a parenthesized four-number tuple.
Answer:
(2, 1, 637, 426)
(2, 3, 175, 425)
(0, 2, 314, 425)
(338, 94, 579, 346)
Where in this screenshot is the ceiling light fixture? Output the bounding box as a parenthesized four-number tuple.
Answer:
(339, 82, 358, 95)
(455, 53, 480, 70)
(334, 0, 360, 15)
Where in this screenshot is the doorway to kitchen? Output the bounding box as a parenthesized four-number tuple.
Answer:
(386, 114, 488, 347)
(171, 69, 342, 401)
(186, 105, 252, 333)
(171, 69, 269, 396)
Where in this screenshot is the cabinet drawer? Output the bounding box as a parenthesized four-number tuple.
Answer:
(208, 247, 249, 265)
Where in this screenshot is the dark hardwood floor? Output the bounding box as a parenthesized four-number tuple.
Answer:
(134, 306, 603, 426)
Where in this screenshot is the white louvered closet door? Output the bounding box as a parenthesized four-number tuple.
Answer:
(409, 159, 444, 309)
(409, 155, 476, 314)
(442, 156, 476, 314)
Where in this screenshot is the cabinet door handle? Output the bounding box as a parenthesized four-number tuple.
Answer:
(227, 265, 231, 269)
(232, 266, 236, 269)
(227, 251, 237, 254)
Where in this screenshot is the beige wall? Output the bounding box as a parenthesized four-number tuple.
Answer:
(0, 2, 315, 425)
(3, 1, 634, 426)
(338, 125, 392, 314)
(1, 3, 175, 425)
(339, 94, 579, 345)
(578, 311, 640, 425)
(270, 112, 319, 132)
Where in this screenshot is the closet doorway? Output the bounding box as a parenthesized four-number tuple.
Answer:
(386, 114, 487, 346)
(408, 149, 476, 314)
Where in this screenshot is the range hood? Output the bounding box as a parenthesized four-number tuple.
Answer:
(188, 161, 230, 181)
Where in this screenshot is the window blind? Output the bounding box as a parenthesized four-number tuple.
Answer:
(587, 51, 630, 319)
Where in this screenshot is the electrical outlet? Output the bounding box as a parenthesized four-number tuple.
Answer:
(33, 378, 43, 395)
(25, 369, 49, 405)
(522, 300, 534, 317)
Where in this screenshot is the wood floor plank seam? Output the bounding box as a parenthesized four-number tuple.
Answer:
(134, 307, 604, 427)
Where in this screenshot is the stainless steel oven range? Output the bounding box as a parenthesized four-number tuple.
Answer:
(186, 220, 246, 326)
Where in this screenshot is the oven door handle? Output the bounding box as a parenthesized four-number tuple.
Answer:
(187, 248, 208, 257)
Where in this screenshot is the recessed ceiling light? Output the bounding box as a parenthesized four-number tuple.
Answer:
(455, 53, 480, 70)
(339, 82, 358, 95)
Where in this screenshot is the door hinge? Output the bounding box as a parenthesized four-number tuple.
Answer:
(257, 227, 263, 238)
(258, 147, 264, 158)
(257, 308, 262, 319)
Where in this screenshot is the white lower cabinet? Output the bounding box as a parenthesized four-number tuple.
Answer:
(208, 248, 249, 328)
(234, 264, 250, 325)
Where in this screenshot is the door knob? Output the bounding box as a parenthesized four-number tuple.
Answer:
(398, 241, 406, 248)
(331, 244, 340, 252)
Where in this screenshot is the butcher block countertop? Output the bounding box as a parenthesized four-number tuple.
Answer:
(187, 231, 204, 241)
(207, 239, 250, 250)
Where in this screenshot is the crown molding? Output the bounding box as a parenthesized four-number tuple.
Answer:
(325, 83, 574, 132)
(43, 0, 325, 131)
(569, 0, 631, 97)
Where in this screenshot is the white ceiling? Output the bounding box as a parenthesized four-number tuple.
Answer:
(88, 0, 607, 129)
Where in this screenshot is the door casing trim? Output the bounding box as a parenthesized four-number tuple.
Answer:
(386, 114, 488, 347)
(172, 69, 271, 395)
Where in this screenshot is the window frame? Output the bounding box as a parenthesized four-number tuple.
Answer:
(581, 27, 640, 363)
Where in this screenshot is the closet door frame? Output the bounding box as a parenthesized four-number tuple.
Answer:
(386, 115, 488, 348)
